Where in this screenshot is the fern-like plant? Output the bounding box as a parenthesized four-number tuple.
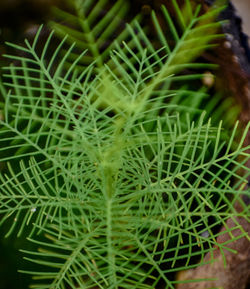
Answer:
(0, 0, 249, 288)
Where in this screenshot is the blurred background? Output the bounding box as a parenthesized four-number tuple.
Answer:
(231, 0, 250, 37)
(0, 0, 249, 58)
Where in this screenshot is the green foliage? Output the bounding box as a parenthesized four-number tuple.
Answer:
(50, 0, 137, 69)
(0, 0, 249, 288)
(50, 0, 239, 128)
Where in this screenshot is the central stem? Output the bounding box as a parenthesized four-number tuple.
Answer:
(106, 197, 117, 287)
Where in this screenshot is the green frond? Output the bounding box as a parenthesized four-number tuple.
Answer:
(50, 0, 223, 74)
(50, 0, 136, 69)
(0, 1, 249, 288)
(50, 0, 238, 128)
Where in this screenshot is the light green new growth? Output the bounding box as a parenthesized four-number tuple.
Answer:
(0, 0, 249, 288)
